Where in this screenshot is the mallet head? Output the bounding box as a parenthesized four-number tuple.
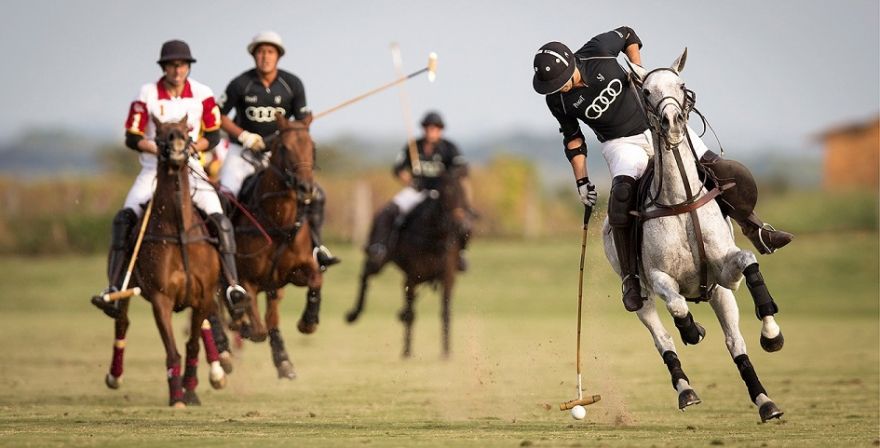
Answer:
(427, 52, 438, 82)
(559, 394, 601, 411)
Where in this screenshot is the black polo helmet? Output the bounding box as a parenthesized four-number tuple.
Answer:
(157, 40, 196, 65)
(532, 41, 575, 94)
(421, 111, 445, 128)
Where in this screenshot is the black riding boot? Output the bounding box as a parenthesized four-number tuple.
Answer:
(366, 203, 401, 264)
(456, 219, 471, 272)
(208, 213, 249, 320)
(91, 208, 138, 318)
(700, 150, 794, 254)
(308, 185, 340, 271)
(609, 176, 645, 312)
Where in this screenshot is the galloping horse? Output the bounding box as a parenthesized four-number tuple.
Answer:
(603, 50, 784, 422)
(229, 115, 323, 379)
(105, 115, 227, 407)
(346, 166, 470, 358)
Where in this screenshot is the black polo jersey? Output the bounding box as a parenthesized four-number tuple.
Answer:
(545, 27, 649, 144)
(218, 69, 309, 138)
(393, 138, 466, 191)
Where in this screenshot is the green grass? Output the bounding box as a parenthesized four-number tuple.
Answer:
(0, 231, 877, 447)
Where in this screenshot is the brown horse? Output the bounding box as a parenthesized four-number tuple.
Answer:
(104, 115, 227, 407)
(346, 166, 470, 358)
(229, 115, 324, 379)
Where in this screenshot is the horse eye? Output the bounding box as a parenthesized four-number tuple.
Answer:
(642, 88, 650, 97)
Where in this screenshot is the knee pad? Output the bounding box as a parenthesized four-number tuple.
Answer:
(608, 175, 637, 228)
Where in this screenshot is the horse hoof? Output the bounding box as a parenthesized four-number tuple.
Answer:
(398, 309, 414, 324)
(345, 310, 360, 323)
(760, 332, 784, 352)
(209, 365, 227, 390)
(249, 330, 268, 343)
(678, 389, 701, 410)
(680, 322, 706, 346)
(759, 401, 784, 422)
(277, 360, 297, 380)
(183, 390, 201, 406)
(105, 373, 122, 390)
(297, 320, 318, 334)
(218, 351, 234, 374)
(171, 401, 186, 409)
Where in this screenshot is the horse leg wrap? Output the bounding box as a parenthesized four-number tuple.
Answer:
(167, 364, 184, 404)
(183, 358, 198, 391)
(269, 329, 290, 366)
(304, 288, 321, 324)
(200, 322, 220, 363)
(662, 351, 689, 390)
(744, 263, 778, 319)
(674, 312, 703, 345)
(110, 339, 126, 378)
(207, 314, 230, 354)
(734, 354, 766, 402)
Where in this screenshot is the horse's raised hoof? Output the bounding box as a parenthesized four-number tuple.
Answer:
(277, 360, 297, 380)
(91, 296, 122, 319)
(248, 329, 268, 343)
(675, 313, 706, 345)
(183, 390, 201, 406)
(218, 351, 234, 374)
(209, 363, 227, 390)
(297, 319, 318, 334)
(678, 389, 702, 410)
(105, 373, 122, 390)
(759, 401, 784, 422)
(760, 332, 784, 352)
(345, 310, 360, 324)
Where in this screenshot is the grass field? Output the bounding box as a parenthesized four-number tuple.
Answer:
(0, 230, 877, 447)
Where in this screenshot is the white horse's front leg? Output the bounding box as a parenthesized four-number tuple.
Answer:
(721, 250, 784, 352)
(649, 270, 706, 345)
(635, 298, 701, 410)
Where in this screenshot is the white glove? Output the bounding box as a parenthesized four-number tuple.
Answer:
(238, 130, 266, 152)
(576, 177, 598, 207)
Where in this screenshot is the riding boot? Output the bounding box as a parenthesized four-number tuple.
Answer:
(456, 220, 471, 272)
(609, 175, 646, 312)
(91, 208, 137, 318)
(208, 213, 249, 320)
(699, 150, 794, 254)
(308, 185, 340, 271)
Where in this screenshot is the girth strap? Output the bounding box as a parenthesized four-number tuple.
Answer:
(633, 183, 734, 221)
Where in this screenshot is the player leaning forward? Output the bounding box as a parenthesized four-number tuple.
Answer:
(92, 39, 249, 318)
(532, 26, 793, 313)
(217, 30, 339, 269)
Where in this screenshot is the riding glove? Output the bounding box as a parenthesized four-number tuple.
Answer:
(238, 130, 266, 152)
(576, 177, 598, 207)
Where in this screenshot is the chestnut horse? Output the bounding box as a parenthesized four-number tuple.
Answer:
(104, 115, 227, 407)
(346, 166, 469, 358)
(229, 115, 324, 379)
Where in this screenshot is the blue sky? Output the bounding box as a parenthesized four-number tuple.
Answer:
(2, 0, 878, 152)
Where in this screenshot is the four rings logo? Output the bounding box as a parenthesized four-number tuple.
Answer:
(245, 106, 286, 122)
(584, 78, 623, 120)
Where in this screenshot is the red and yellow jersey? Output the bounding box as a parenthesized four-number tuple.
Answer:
(125, 77, 221, 143)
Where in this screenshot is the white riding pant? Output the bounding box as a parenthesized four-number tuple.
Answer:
(219, 143, 267, 197)
(392, 186, 428, 215)
(601, 126, 708, 179)
(123, 153, 222, 218)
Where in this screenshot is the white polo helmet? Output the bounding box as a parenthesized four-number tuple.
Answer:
(248, 31, 285, 57)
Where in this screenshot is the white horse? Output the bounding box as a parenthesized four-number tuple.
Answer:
(602, 49, 784, 422)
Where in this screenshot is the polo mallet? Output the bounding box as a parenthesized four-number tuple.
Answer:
(99, 198, 153, 303)
(312, 52, 438, 121)
(560, 205, 602, 412)
(390, 42, 422, 174)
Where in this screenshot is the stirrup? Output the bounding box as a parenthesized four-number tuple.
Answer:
(756, 223, 777, 254)
(225, 285, 249, 319)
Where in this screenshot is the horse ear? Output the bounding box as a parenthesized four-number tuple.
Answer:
(672, 47, 688, 73)
(151, 114, 162, 127)
(625, 58, 647, 82)
(178, 114, 188, 126)
(275, 111, 288, 129)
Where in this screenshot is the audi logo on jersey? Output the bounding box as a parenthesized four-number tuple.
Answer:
(245, 106, 286, 122)
(584, 78, 623, 120)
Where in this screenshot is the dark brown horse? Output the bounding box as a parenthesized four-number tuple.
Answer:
(104, 115, 227, 407)
(229, 115, 323, 379)
(346, 166, 470, 358)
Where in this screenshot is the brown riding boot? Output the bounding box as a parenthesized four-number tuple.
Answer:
(737, 215, 794, 255)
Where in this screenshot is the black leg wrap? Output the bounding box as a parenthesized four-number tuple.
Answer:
(734, 354, 766, 402)
(744, 263, 778, 319)
(269, 328, 289, 366)
(662, 351, 689, 390)
(207, 314, 230, 354)
(674, 312, 705, 345)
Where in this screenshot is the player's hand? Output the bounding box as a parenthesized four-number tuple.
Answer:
(238, 131, 266, 152)
(576, 177, 598, 207)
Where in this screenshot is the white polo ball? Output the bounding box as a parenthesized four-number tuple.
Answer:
(570, 404, 586, 420)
